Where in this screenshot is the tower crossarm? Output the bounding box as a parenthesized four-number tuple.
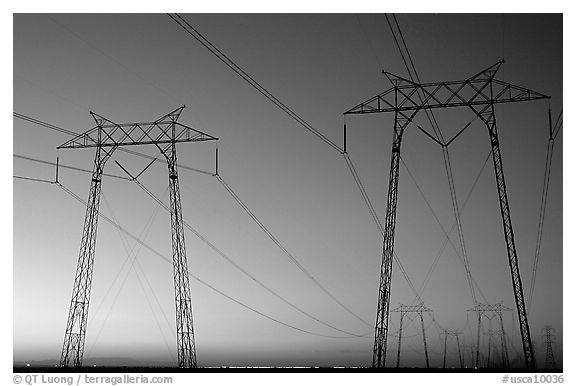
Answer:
(391, 304, 433, 313)
(344, 61, 549, 115)
(57, 106, 218, 149)
(468, 302, 513, 313)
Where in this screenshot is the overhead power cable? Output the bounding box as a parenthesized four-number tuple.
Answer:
(343, 152, 384, 236)
(407, 151, 492, 302)
(386, 14, 444, 143)
(14, 153, 130, 181)
(14, 112, 78, 136)
(444, 149, 478, 305)
(527, 108, 561, 314)
(551, 109, 562, 140)
(118, 147, 214, 176)
(13, 175, 55, 184)
(343, 152, 426, 307)
(527, 140, 554, 313)
(215, 173, 372, 328)
(166, 13, 343, 153)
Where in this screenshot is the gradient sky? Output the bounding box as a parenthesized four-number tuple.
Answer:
(13, 13, 562, 368)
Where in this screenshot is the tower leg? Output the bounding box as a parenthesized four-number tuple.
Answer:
(483, 104, 535, 369)
(487, 332, 492, 368)
(167, 143, 197, 368)
(443, 333, 448, 369)
(396, 310, 404, 368)
(420, 311, 430, 368)
(60, 146, 112, 367)
(499, 313, 510, 369)
(373, 114, 403, 368)
(476, 311, 481, 368)
(456, 334, 464, 368)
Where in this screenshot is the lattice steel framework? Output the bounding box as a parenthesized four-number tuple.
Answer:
(543, 325, 557, 370)
(469, 302, 512, 369)
(391, 304, 432, 368)
(58, 106, 217, 368)
(344, 61, 549, 369)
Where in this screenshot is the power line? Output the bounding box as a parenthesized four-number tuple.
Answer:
(527, 140, 554, 314)
(13, 112, 78, 136)
(343, 152, 384, 236)
(527, 108, 561, 314)
(118, 147, 214, 176)
(551, 108, 563, 140)
(14, 153, 131, 181)
(443, 149, 478, 305)
(166, 13, 343, 153)
(408, 151, 492, 302)
(215, 173, 373, 329)
(343, 151, 426, 308)
(385, 14, 444, 143)
(13, 175, 55, 184)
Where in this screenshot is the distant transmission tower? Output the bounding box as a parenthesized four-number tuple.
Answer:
(543, 325, 557, 369)
(345, 61, 549, 369)
(58, 106, 218, 368)
(469, 302, 511, 369)
(391, 303, 432, 368)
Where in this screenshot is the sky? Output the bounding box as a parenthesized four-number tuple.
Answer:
(12, 13, 563, 369)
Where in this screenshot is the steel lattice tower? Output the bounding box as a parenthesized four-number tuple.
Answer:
(543, 325, 557, 369)
(391, 304, 432, 368)
(58, 106, 217, 368)
(468, 302, 511, 369)
(344, 61, 549, 369)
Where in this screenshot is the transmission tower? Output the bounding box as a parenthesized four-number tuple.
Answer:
(391, 303, 432, 368)
(442, 329, 464, 369)
(543, 325, 557, 369)
(58, 106, 218, 368)
(468, 302, 511, 369)
(344, 61, 549, 369)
